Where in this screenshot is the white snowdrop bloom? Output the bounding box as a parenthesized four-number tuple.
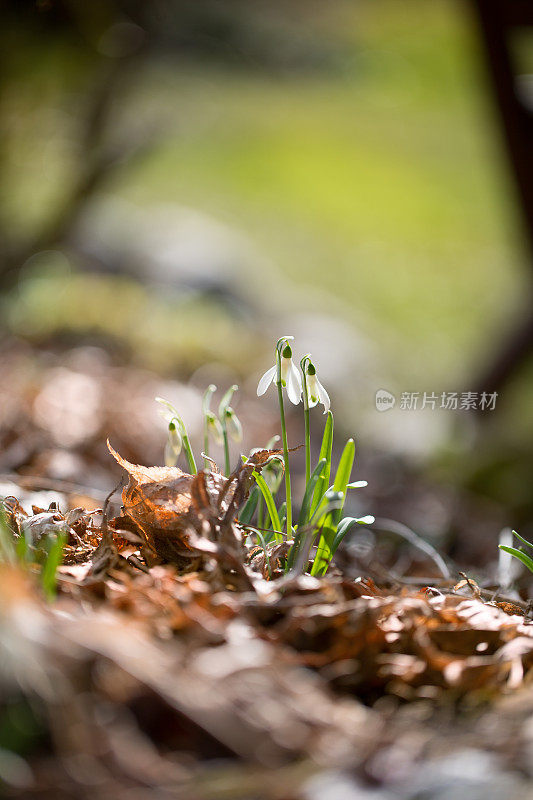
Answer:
(257, 342, 302, 405)
(281, 345, 303, 404)
(256, 364, 277, 397)
(206, 411, 224, 444)
(305, 361, 330, 413)
(225, 407, 243, 442)
(164, 422, 182, 466)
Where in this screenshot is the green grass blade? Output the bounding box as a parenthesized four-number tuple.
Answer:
(314, 479, 367, 510)
(252, 470, 282, 542)
(278, 502, 287, 534)
(311, 411, 333, 516)
(0, 502, 17, 565)
(310, 517, 337, 577)
(511, 530, 533, 551)
(298, 458, 327, 529)
(257, 493, 265, 530)
(41, 531, 67, 601)
(16, 533, 29, 562)
(239, 485, 260, 525)
(498, 545, 533, 575)
(331, 515, 374, 555)
(311, 438, 355, 576)
(287, 491, 344, 574)
(330, 438, 355, 522)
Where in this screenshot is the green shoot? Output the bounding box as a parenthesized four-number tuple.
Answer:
(311, 438, 355, 576)
(252, 470, 283, 542)
(156, 397, 197, 474)
(300, 354, 313, 484)
(276, 339, 294, 535)
(41, 530, 67, 600)
(218, 385, 238, 476)
(297, 458, 327, 529)
(498, 546, 533, 575)
(311, 411, 334, 516)
(239, 485, 260, 525)
(202, 384, 218, 468)
(499, 531, 533, 575)
(0, 502, 17, 565)
(0, 500, 67, 601)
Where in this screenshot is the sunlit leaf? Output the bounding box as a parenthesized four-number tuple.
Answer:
(252, 470, 282, 542)
(311, 411, 333, 516)
(498, 545, 533, 575)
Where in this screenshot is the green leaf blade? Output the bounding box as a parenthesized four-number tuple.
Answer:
(41, 531, 67, 601)
(511, 530, 533, 551)
(252, 470, 283, 542)
(311, 438, 355, 576)
(311, 411, 333, 516)
(239, 485, 260, 525)
(498, 545, 533, 575)
(331, 515, 375, 556)
(298, 458, 327, 529)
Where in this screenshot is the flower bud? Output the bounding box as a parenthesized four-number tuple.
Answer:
(206, 411, 224, 445)
(225, 407, 243, 443)
(168, 421, 182, 453)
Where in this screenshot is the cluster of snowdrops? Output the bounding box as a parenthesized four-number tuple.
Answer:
(159, 335, 374, 577)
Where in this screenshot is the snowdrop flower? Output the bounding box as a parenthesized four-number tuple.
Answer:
(256, 335, 301, 535)
(156, 396, 197, 473)
(257, 341, 302, 405)
(205, 411, 224, 445)
(225, 407, 243, 442)
(304, 360, 330, 413)
(256, 364, 277, 396)
(164, 421, 182, 467)
(156, 396, 178, 425)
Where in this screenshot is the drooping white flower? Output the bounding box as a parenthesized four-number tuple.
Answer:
(164, 421, 182, 466)
(256, 365, 277, 396)
(156, 396, 179, 425)
(305, 361, 330, 413)
(206, 411, 224, 445)
(257, 342, 302, 405)
(281, 345, 303, 404)
(225, 407, 243, 442)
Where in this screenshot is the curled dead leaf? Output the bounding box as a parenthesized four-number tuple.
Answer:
(108, 440, 228, 563)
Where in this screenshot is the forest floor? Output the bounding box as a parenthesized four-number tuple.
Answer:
(2, 341, 533, 800)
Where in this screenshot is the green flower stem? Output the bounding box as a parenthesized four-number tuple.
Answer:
(202, 384, 216, 469)
(304, 406, 310, 485)
(257, 494, 264, 530)
(222, 424, 230, 476)
(218, 384, 237, 477)
(300, 356, 311, 485)
(203, 425, 210, 467)
(276, 347, 292, 538)
(182, 434, 197, 474)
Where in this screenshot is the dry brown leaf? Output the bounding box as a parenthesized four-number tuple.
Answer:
(108, 440, 227, 564)
(107, 441, 286, 578)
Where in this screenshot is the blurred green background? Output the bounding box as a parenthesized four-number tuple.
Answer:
(1, 0, 532, 533)
(2, 0, 526, 370)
